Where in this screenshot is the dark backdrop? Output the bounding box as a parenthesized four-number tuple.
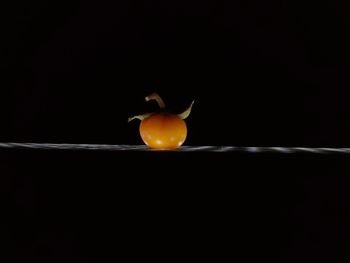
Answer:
(2, 2, 350, 263)
(1, 0, 350, 146)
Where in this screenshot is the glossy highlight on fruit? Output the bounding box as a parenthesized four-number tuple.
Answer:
(128, 93, 194, 149)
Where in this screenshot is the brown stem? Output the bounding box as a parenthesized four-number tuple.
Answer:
(128, 113, 152, 122)
(145, 92, 165, 109)
(178, 100, 195, 120)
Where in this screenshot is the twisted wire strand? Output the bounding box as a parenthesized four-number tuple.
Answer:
(0, 142, 350, 154)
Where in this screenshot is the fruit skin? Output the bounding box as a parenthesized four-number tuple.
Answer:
(139, 113, 187, 149)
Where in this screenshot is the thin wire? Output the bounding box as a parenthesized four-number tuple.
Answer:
(0, 142, 350, 154)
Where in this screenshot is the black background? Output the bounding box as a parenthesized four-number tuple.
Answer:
(1, 0, 350, 146)
(2, 149, 350, 263)
(1, 1, 350, 262)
